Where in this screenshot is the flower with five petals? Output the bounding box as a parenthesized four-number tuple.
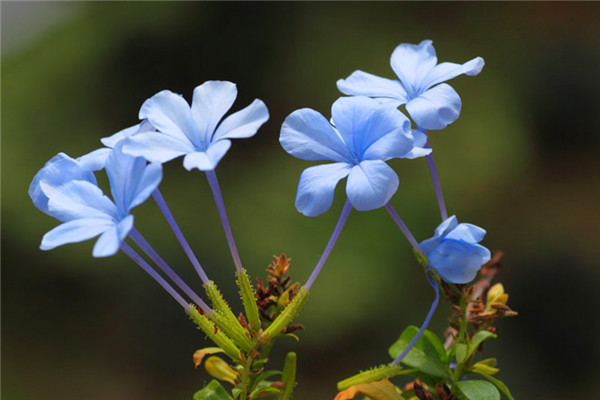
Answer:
(280, 96, 431, 217)
(337, 40, 484, 130)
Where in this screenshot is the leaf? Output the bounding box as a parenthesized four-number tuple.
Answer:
(337, 365, 405, 391)
(277, 352, 296, 400)
(193, 380, 234, 400)
(204, 356, 238, 385)
(250, 381, 280, 399)
(194, 347, 225, 368)
(467, 331, 497, 358)
(334, 379, 404, 400)
(455, 344, 468, 365)
(388, 326, 449, 379)
(471, 361, 500, 375)
(455, 380, 500, 400)
(478, 374, 516, 400)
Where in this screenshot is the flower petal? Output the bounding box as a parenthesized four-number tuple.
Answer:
(139, 90, 197, 144)
(212, 99, 269, 141)
(29, 153, 97, 217)
(182, 140, 232, 171)
(191, 81, 237, 143)
(122, 130, 195, 163)
(280, 108, 351, 162)
(445, 223, 486, 243)
(419, 215, 459, 255)
(92, 215, 133, 257)
(101, 120, 156, 148)
(422, 57, 484, 89)
(47, 180, 118, 222)
(390, 40, 438, 94)
(128, 162, 162, 211)
(402, 129, 432, 159)
(40, 218, 114, 251)
(429, 240, 491, 284)
(77, 148, 112, 171)
(336, 70, 407, 102)
(346, 160, 399, 211)
(295, 162, 351, 217)
(405, 83, 461, 130)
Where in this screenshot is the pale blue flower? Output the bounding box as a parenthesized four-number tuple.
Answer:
(39, 145, 162, 257)
(122, 81, 269, 171)
(419, 215, 491, 284)
(337, 40, 484, 130)
(280, 96, 431, 217)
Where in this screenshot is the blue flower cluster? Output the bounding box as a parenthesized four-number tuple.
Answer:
(30, 40, 491, 305)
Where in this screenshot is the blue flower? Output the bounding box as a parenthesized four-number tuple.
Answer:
(122, 81, 269, 171)
(38, 145, 162, 257)
(419, 216, 491, 284)
(280, 96, 431, 217)
(337, 40, 484, 130)
(29, 151, 107, 217)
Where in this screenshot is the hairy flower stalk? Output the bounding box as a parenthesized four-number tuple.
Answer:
(205, 169, 243, 273)
(422, 129, 448, 221)
(152, 188, 210, 284)
(304, 199, 353, 290)
(128, 227, 212, 315)
(119, 242, 193, 311)
(390, 269, 440, 366)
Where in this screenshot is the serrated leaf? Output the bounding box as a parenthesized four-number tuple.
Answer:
(455, 380, 500, 400)
(337, 365, 405, 391)
(334, 379, 404, 400)
(388, 326, 449, 379)
(467, 331, 497, 358)
(193, 380, 233, 400)
(478, 373, 515, 400)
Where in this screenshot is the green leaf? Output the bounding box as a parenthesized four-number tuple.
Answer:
(455, 343, 468, 364)
(193, 380, 234, 400)
(471, 361, 500, 376)
(455, 380, 500, 400)
(277, 352, 296, 400)
(250, 381, 280, 399)
(337, 365, 405, 391)
(388, 326, 449, 379)
(478, 373, 515, 400)
(467, 331, 497, 358)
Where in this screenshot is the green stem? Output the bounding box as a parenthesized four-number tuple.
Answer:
(454, 294, 469, 381)
(238, 354, 255, 400)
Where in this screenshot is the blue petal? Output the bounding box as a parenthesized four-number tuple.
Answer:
(122, 130, 195, 163)
(295, 162, 351, 217)
(191, 81, 237, 144)
(402, 129, 432, 159)
(405, 83, 461, 130)
(445, 223, 486, 243)
(419, 215, 458, 255)
(29, 153, 97, 217)
(92, 215, 133, 257)
(182, 140, 232, 171)
(422, 57, 484, 90)
(280, 108, 351, 162)
(390, 40, 438, 95)
(40, 218, 114, 251)
(346, 160, 399, 211)
(77, 148, 112, 171)
(139, 90, 197, 144)
(212, 99, 269, 141)
(428, 239, 491, 284)
(47, 180, 119, 222)
(101, 120, 156, 148)
(336, 70, 407, 102)
(128, 162, 162, 211)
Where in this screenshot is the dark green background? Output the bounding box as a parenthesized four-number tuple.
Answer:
(2, 2, 599, 399)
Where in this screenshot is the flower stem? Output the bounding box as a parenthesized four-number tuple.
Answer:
(384, 203, 420, 252)
(119, 242, 192, 312)
(205, 169, 243, 273)
(304, 199, 352, 290)
(128, 228, 212, 315)
(152, 189, 210, 284)
(390, 268, 440, 365)
(421, 128, 448, 221)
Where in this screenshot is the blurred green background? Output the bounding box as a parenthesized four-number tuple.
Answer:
(2, 2, 600, 399)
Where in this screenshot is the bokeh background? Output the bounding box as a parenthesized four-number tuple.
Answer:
(3, 2, 600, 399)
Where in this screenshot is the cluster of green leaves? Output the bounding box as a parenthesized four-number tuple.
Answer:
(335, 256, 517, 400)
(188, 256, 306, 400)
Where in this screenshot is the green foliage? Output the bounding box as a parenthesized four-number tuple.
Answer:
(388, 326, 449, 379)
(277, 352, 297, 400)
(194, 380, 234, 400)
(455, 380, 500, 400)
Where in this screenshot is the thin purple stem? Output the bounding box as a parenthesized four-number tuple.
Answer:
(128, 228, 212, 315)
(421, 127, 448, 221)
(205, 169, 243, 273)
(304, 199, 353, 290)
(384, 203, 420, 252)
(390, 268, 440, 366)
(119, 242, 192, 312)
(152, 189, 210, 284)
